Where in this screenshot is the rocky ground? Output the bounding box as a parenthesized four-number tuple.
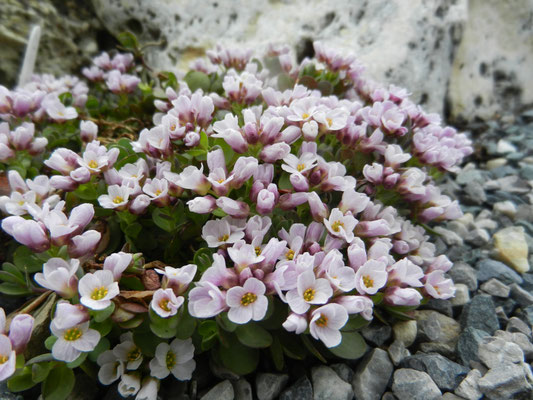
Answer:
(1, 111, 532, 400)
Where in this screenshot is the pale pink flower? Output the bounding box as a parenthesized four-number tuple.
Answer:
(156, 264, 197, 295)
(202, 218, 245, 247)
(226, 278, 268, 324)
(384, 287, 422, 306)
(8, 314, 34, 354)
(1, 216, 50, 252)
(151, 288, 184, 318)
(103, 252, 133, 281)
(212, 113, 248, 153)
(321, 250, 357, 292)
(187, 195, 216, 214)
(216, 196, 250, 218)
(354, 260, 388, 295)
(79, 270, 120, 310)
(0, 335, 16, 381)
(51, 320, 100, 362)
(227, 240, 265, 272)
(80, 120, 98, 143)
(309, 303, 348, 348)
(34, 258, 79, 298)
(323, 208, 357, 243)
(282, 313, 307, 334)
(166, 165, 210, 195)
(112, 332, 143, 371)
(149, 338, 195, 380)
(286, 270, 332, 314)
(282, 152, 317, 176)
(68, 230, 101, 258)
(424, 270, 455, 300)
(334, 295, 374, 320)
(188, 281, 227, 318)
(387, 258, 424, 287)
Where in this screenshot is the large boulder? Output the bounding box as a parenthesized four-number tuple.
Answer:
(0, 0, 106, 87)
(91, 0, 467, 115)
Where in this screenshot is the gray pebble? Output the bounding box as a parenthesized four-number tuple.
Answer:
(311, 366, 353, 400)
(476, 259, 523, 285)
(478, 336, 524, 368)
(391, 369, 441, 400)
(352, 348, 393, 400)
(478, 363, 533, 400)
(279, 375, 312, 400)
(506, 317, 532, 338)
(233, 379, 252, 400)
(510, 284, 533, 307)
(454, 369, 483, 400)
(480, 278, 510, 297)
(200, 380, 234, 400)
(256, 373, 289, 400)
(361, 322, 392, 347)
(460, 295, 500, 334)
(457, 327, 490, 366)
(330, 363, 353, 384)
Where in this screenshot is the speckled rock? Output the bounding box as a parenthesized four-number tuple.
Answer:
(91, 0, 470, 115)
(391, 369, 442, 400)
(0, 0, 104, 86)
(493, 226, 530, 273)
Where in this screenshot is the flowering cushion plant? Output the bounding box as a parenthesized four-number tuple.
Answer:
(0, 32, 472, 399)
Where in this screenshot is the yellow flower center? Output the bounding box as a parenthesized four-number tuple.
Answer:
(112, 196, 124, 204)
(240, 292, 257, 307)
(218, 234, 229, 242)
(326, 117, 333, 126)
(159, 299, 171, 312)
(91, 286, 108, 300)
(255, 246, 262, 256)
(155, 189, 162, 196)
(170, 124, 176, 131)
(0, 355, 9, 364)
(296, 163, 305, 172)
(286, 249, 295, 260)
(63, 327, 83, 341)
(127, 347, 141, 362)
(217, 178, 225, 184)
(315, 314, 328, 327)
(88, 160, 98, 169)
(166, 351, 176, 369)
(303, 288, 315, 302)
(331, 220, 344, 232)
(362, 275, 374, 288)
(18, 200, 24, 206)
(302, 113, 310, 119)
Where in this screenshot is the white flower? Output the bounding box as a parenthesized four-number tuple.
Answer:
(0, 335, 16, 381)
(51, 321, 100, 362)
(118, 373, 141, 397)
(78, 270, 120, 310)
(226, 278, 268, 324)
(97, 350, 124, 385)
(281, 152, 317, 176)
(98, 184, 132, 209)
(149, 338, 196, 380)
(113, 332, 143, 370)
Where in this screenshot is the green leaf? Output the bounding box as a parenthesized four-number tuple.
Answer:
(8, 367, 37, 392)
(175, 308, 196, 340)
(0, 270, 25, 285)
(93, 302, 115, 323)
(42, 363, 75, 400)
(117, 31, 139, 51)
(66, 352, 87, 368)
(73, 182, 98, 201)
(184, 71, 211, 93)
(27, 353, 55, 365)
(124, 222, 142, 239)
(0, 282, 31, 296)
(217, 313, 237, 332)
(278, 73, 295, 91)
(13, 246, 42, 273)
(2, 262, 24, 280)
(198, 320, 218, 350)
(32, 362, 52, 383)
(218, 334, 259, 375)
(301, 335, 327, 363)
(88, 337, 110, 362)
(90, 319, 113, 337)
(341, 315, 370, 332)
(119, 276, 144, 290)
(193, 248, 213, 274)
(149, 311, 179, 339)
(269, 335, 284, 371)
(235, 323, 273, 348)
(44, 336, 57, 351)
(133, 330, 160, 358)
(152, 207, 176, 233)
(199, 131, 209, 150)
(328, 331, 367, 360)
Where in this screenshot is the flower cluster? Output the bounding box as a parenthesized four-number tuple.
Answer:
(0, 308, 34, 381)
(0, 37, 471, 399)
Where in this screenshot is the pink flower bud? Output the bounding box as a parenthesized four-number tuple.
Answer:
(279, 193, 308, 210)
(8, 314, 34, 353)
(129, 194, 151, 215)
(187, 195, 216, 214)
(384, 287, 422, 306)
(67, 230, 101, 258)
(80, 120, 98, 143)
(50, 175, 78, 191)
(290, 173, 309, 192)
(2, 217, 50, 252)
(256, 189, 276, 215)
(307, 192, 328, 222)
(216, 197, 250, 218)
(260, 143, 290, 163)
